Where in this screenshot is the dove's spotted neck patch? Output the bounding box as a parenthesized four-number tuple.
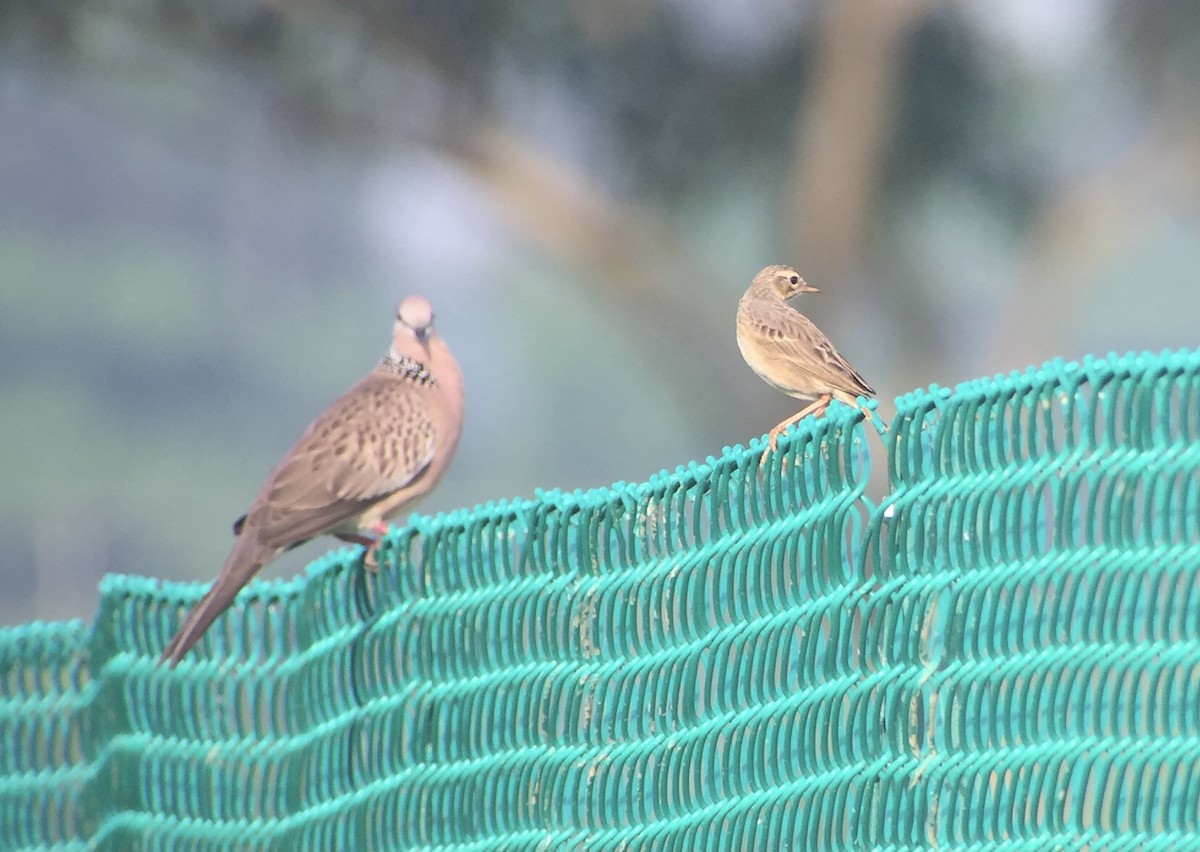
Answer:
(381, 353, 436, 385)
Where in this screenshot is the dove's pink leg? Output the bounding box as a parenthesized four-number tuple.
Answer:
(336, 521, 394, 571)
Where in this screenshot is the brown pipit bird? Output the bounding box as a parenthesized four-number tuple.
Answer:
(161, 295, 464, 665)
(737, 265, 875, 454)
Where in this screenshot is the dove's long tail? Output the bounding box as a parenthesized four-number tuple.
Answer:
(160, 536, 277, 666)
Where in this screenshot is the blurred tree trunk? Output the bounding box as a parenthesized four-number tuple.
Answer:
(788, 0, 934, 287)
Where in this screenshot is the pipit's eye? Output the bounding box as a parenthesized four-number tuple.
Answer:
(789, 275, 799, 284)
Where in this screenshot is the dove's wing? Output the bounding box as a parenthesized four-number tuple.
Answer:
(163, 373, 438, 666)
(242, 372, 438, 549)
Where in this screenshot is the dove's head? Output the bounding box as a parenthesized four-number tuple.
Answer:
(388, 292, 463, 418)
(752, 265, 819, 300)
(393, 295, 437, 350)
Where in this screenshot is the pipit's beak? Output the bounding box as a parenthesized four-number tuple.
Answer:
(799, 282, 820, 293)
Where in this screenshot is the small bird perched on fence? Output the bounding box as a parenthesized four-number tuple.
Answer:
(161, 295, 464, 665)
(736, 264, 875, 456)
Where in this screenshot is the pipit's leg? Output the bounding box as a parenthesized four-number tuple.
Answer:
(337, 520, 393, 572)
(766, 395, 832, 453)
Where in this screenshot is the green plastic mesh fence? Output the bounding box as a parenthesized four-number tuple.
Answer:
(3, 348, 1200, 850)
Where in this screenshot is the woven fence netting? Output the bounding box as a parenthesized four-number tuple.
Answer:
(3, 349, 1200, 850)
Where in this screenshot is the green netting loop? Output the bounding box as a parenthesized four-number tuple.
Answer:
(3, 348, 1200, 850)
